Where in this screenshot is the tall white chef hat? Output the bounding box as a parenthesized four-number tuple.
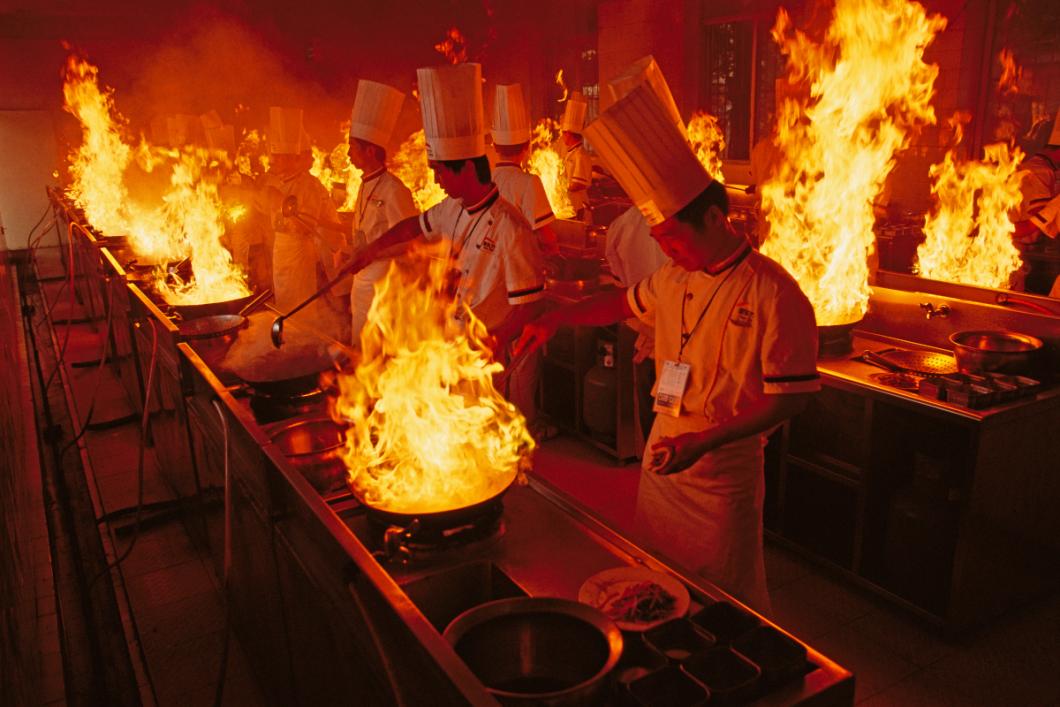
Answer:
(560, 92, 589, 134)
(492, 83, 532, 146)
(417, 63, 486, 160)
(1048, 107, 1060, 148)
(268, 107, 306, 155)
(585, 82, 713, 226)
(349, 80, 405, 149)
(606, 55, 685, 136)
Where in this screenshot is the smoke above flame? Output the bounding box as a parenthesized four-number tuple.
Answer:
(759, 0, 946, 326)
(332, 243, 533, 514)
(915, 113, 1023, 289)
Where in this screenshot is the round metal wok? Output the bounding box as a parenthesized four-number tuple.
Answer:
(176, 290, 271, 341)
(229, 348, 335, 397)
(358, 476, 516, 531)
(169, 291, 261, 320)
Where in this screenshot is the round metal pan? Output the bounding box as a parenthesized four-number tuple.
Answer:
(178, 314, 245, 340)
(862, 348, 958, 375)
(358, 478, 515, 531)
(169, 291, 260, 320)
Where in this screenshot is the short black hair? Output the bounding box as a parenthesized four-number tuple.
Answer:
(353, 137, 387, 163)
(674, 180, 730, 227)
(495, 142, 529, 160)
(437, 155, 492, 184)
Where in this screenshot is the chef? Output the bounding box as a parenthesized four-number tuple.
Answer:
(1013, 109, 1060, 294)
(344, 63, 545, 387)
(491, 83, 559, 255)
(259, 107, 342, 325)
(514, 84, 820, 614)
(346, 80, 419, 342)
(560, 92, 592, 219)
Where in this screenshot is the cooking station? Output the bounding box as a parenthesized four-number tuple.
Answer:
(38, 190, 857, 704)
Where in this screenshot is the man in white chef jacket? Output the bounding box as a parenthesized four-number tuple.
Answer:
(343, 64, 546, 396)
(259, 107, 342, 327)
(346, 80, 419, 342)
(514, 84, 820, 614)
(1013, 109, 1060, 296)
(491, 83, 559, 256)
(561, 92, 592, 219)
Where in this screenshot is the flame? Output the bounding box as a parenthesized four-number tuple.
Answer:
(759, 0, 946, 326)
(997, 49, 1023, 96)
(915, 113, 1023, 288)
(391, 130, 446, 211)
(687, 112, 726, 183)
(434, 26, 468, 65)
(62, 55, 249, 304)
(527, 119, 575, 219)
(310, 135, 364, 212)
(332, 243, 533, 513)
(555, 69, 569, 102)
(227, 203, 248, 222)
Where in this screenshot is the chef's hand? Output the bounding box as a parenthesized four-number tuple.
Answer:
(647, 432, 713, 475)
(512, 315, 558, 358)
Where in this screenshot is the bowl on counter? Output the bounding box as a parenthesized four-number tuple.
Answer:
(268, 417, 348, 493)
(949, 330, 1044, 376)
(443, 597, 623, 706)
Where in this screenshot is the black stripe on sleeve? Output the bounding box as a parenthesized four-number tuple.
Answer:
(421, 210, 432, 233)
(764, 373, 820, 383)
(509, 285, 545, 299)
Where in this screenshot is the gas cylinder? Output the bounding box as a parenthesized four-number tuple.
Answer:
(583, 341, 616, 439)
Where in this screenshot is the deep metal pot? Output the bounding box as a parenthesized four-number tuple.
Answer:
(443, 598, 623, 706)
(269, 417, 348, 493)
(817, 319, 862, 357)
(949, 330, 1044, 376)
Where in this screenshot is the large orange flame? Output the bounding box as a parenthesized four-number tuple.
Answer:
(310, 126, 364, 212)
(527, 119, 575, 219)
(915, 113, 1023, 289)
(997, 49, 1024, 96)
(391, 130, 446, 211)
(760, 0, 946, 325)
(332, 243, 534, 513)
(555, 69, 569, 103)
(62, 55, 249, 304)
(687, 112, 726, 183)
(434, 26, 468, 65)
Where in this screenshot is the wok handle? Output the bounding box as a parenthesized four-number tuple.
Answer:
(238, 288, 272, 317)
(861, 349, 904, 372)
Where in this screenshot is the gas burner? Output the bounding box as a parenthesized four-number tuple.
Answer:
(247, 387, 328, 423)
(372, 503, 505, 563)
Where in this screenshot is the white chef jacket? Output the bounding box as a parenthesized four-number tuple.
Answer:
(605, 206, 668, 288)
(1015, 153, 1059, 238)
(563, 142, 592, 215)
(493, 163, 556, 232)
(626, 243, 820, 614)
(418, 185, 545, 332)
(350, 168, 419, 339)
(266, 170, 339, 317)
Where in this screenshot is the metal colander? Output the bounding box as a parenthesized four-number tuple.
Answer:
(863, 349, 958, 375)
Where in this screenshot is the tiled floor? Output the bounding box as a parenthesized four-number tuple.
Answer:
(37, 269, 267, 707)
(534, 434, 1060, 706)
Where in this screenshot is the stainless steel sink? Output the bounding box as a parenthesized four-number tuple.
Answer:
(400, 562, 527, 632)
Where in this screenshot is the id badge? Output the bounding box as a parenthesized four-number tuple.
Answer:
(653, 360, 691, 417)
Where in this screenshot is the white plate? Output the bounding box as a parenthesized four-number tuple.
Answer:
(578, 566, 690, 632)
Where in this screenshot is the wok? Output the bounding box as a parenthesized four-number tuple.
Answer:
(358, 476, 516, 532)
(170, 291, 261, 320)
(176, 289, 271, 340)
(228, 347, 335, 397)
(950, 330, 1043, 376)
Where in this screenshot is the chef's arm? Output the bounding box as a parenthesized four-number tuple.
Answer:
(348, 215, 425, 272)
(513, 287, 632, 356)
(649, 392, 813, 475)
(491, 300, 546, 359)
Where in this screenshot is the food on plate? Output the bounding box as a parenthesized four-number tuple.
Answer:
(598, 580, 677, 624)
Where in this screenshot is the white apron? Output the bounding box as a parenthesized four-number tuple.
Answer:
(634, 413, 771, 616)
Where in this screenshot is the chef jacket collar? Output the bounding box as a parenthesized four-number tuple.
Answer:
(703, 238, 751, 275)
(465, 184, 500, 215)
(362, 166, 386, 183)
